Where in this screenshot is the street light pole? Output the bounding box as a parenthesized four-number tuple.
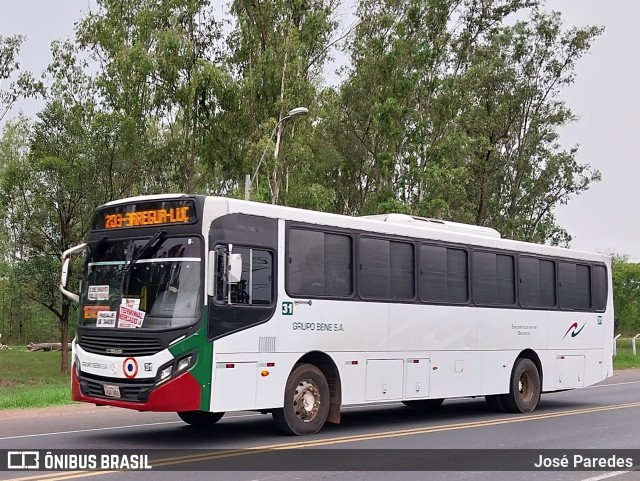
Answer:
(244, 107, 308, 201)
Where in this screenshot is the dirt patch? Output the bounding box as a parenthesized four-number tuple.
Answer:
(0, 403, 123, 420)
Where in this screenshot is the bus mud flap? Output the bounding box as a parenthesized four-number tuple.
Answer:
(328, 401, 341, 424)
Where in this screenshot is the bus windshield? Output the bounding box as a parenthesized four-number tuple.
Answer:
(79, 236, 202, 330)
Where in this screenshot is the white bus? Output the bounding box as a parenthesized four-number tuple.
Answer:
(61, 195, 613, 435)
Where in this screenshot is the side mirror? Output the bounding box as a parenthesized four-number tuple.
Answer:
(228, 254, 242, 283)
(60, 243, 87, 303)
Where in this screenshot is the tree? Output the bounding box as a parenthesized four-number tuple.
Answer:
(78, 0, 233, 194)
(0, 115, 32, 343)
(455, 11, 603, 244)
(1, 43, 113, 372)
(612, 256, 640, 336)
(326, 0, 533, 215)
(227, 0, 339, 203)
(0, 35, 42, 123)
(328, 0, 601, 246)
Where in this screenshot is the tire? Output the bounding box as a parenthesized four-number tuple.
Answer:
(402, 398, 445, 409)
(502, 358, 541, 413)
(178, 410, 225, 428)
(485, 394, 508, 413)
(273, 363, 330, 435)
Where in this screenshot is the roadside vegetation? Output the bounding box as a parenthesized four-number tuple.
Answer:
(613, 339, 640, 370)
(0, 348, 71, 410)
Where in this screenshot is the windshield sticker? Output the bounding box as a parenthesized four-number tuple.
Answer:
(121, 298, 140, 309)
(83, 305, 110, 319)
(118, 305, 145, 329)
(88, 285, 109, 301)
(96, 311, 117, 327)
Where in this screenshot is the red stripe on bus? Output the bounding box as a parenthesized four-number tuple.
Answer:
(72, 370, 201, 412)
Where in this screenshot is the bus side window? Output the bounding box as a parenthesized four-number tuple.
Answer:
(214, 246, 273, 305)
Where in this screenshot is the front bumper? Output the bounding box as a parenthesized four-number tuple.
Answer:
(72, 368, 201, 412)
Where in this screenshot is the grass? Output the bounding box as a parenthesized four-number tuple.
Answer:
(0, 347, 73, 410)
(613, 338, 640, 369)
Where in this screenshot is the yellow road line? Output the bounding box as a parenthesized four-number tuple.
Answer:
(7, 401, 640, 481)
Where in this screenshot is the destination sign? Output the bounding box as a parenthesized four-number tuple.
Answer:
(92, 200, 197, 230)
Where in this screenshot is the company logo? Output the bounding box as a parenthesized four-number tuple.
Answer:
(123, 358, 138, 379)
(563, 322, 586, 340)
(7, 451, 39, 470)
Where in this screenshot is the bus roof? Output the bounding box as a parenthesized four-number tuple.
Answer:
(100, 195, 609, 265)
(360, 213, 502, 238)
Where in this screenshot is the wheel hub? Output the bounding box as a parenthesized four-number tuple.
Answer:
(294, 380, 320, 422)
(519, 373, 532, 401)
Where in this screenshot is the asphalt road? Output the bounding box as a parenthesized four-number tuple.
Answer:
(1, 370, 640, 481)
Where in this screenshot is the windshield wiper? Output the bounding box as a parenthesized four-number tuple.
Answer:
(87, 236, 108, 260)
(121, 231, 167, 299)
(129, 230, 167, 268)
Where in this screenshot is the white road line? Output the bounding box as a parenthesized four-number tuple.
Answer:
(0, 402, 401, 441)
(580, 472, 628, 481)
(585, 380, 640, 389)
(580, 469, 634, 481)
(0, 420, 183, 441)
(0, 380, 636, 441)
(0, 413, 257, 441)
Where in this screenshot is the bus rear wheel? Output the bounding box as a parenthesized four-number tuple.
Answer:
(503, 358, 541, 413)
(273, 363, 330, 435)
(178, 410, 225, 428)
(402, 398, 445, 409)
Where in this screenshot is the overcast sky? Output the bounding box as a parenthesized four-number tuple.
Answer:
(1, 0, 637, 259)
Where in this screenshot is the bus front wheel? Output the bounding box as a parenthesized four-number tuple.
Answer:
(503, 358, 541, 413)
(178, 410, 225, 428)
(273, 363, 330, 435)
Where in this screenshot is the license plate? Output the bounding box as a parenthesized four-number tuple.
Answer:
(103, 385, 121, 398)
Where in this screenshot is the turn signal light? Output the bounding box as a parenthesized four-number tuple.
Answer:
(260, 370, 269, 377)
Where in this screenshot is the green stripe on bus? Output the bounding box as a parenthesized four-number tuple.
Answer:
(168, 305, 212, 412)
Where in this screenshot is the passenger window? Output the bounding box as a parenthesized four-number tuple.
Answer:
(472, 251, 515, 305)
(287, 229, 352, 297)
(519, 257, 556, 308)
(559, 262, 591, 310)
(420, 245, 468, 303)
(359, 238, 414, 300)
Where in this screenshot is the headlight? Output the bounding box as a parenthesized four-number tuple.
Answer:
(74, 356, 81, 377)
(156, 352, 196, 385)
(159, 366, 173, 382)
(177, 355, 192, 372)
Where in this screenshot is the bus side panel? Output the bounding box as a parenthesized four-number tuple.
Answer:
(209, 347, 302, 412)
(476, 309, 548, 352)
(388, 304, 477, 351)
(428, 350, 482, 398)
(480, 350, 517, 395)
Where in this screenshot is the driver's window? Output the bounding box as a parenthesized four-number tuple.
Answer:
(215, 247, 273, 305)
